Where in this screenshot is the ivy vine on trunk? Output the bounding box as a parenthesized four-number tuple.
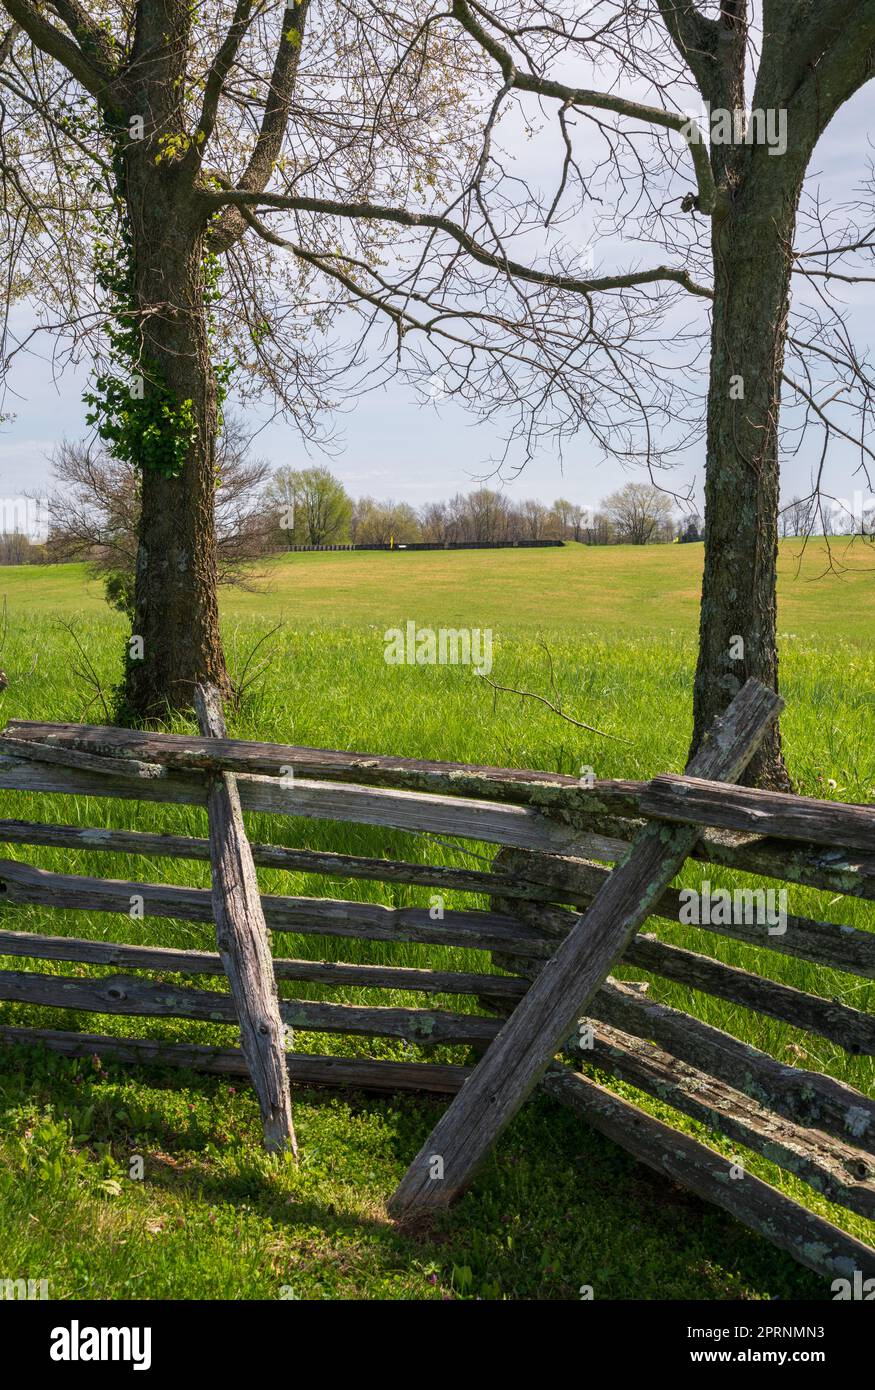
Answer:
(83, 113, 232, 719)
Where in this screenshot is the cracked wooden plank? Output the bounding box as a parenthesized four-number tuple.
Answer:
(0, 968, 502, 1045)
(590, 979, 875, 1154)
(0, 859, 552, 958)
(573, 1020, 874, 1218)
(194, 683, 296, 1156)
(0, 928, 528, 1000)
(1, 743, 873, 898)
(541, 1066, 875, 1282)
(0, 817, 568, 904)
(642, 774, 875, 855)
(0, 758, 625, 861)
(493, 848, 875, 978)
(388, 680, 784, 1216)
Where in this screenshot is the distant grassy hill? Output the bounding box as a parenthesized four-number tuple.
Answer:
(4, 538, 874, 641)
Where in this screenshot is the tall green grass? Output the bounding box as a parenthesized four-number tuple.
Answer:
(0, 601, 872, 1300)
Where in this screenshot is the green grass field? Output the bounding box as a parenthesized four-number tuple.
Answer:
(9, 536, 875, 641)
(0, 539, 872, 1300)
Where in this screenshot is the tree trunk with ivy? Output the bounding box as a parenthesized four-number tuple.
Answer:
(121, 175, 230, 719)
(89, 1, 309, 722)
(83, 3, 240, 723)
(5, 0, 875, 746)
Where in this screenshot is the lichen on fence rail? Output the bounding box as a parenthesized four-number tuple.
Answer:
(0, 692, 872, 1281)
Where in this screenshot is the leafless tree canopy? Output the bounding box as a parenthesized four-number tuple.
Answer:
(0, 3, 717, 465)
(1, 2, 874, 750)
(602, 480, 674, 544)
(0, 5, 870, 488)
(46, 415, 270, 607)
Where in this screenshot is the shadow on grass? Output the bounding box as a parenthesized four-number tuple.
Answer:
(0, 1041, 831, 1302)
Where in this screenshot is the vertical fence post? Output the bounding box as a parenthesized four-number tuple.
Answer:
(195, 684, 297, 1155)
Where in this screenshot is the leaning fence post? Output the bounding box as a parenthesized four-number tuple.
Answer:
(194, 683, 297, 1156)
(388, 679, 783, 1216)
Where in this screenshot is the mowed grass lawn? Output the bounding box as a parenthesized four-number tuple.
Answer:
(0, 539, 872, 1301)
(8, 536, 875, 640)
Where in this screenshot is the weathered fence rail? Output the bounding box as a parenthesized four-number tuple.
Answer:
(0, 685, 872, 1282)
(4, 720, 873, 899)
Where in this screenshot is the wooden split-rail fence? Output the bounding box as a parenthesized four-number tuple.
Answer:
(0, 681, 872, 1282)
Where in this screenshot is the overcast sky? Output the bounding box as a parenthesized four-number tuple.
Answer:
(2, 39, 874, 523)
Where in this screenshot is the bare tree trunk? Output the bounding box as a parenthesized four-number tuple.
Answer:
(691, 171, 801, 791)
(123, 177, 230, 720)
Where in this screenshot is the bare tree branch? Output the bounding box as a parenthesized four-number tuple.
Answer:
(203, 185, 713, 298)
(450, 0, 723, 212)
(2, 0, 114, 102)
(49, 1, 119, 80)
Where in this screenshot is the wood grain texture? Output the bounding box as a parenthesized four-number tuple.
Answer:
(194, 684, 296, 1155)
(624, 933, 875, 1054)
(388, 679, 783, 1216)
(0, 757, 625, 860)
(0, 815, 870, 977)
(0, 817, 567, 904)
(0, 968, 502, 1044)
(0, 1026, 471, 1094)
(0, 928, 528, 1000)
(506, 894, 875, 1054)
(0, 859, 552, 957)
(2, 719, 646, 810)
(642, 774, 875, 854)
(0, 736, 166, 780)
(575, 1023, 868, 1217)
(499, 849, 875, 978)
(9, 921, 870, 1153)
(591, 979, 875, 1154)
(478, 951, 875, 1156)
(540, 1067, 875, 1282)
(698, 832, 875, 903)
(492, 889, 873, 1050)
(1, 753, 873, 901)
(576, 1021, 874, 1217)
(18, 718, 870, 859)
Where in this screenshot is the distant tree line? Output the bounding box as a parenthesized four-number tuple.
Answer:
(777, 495, 874, 538)
(262, 469, 691, 548)
(246, 470, 864, 550)
(5, 447, 867, 624)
